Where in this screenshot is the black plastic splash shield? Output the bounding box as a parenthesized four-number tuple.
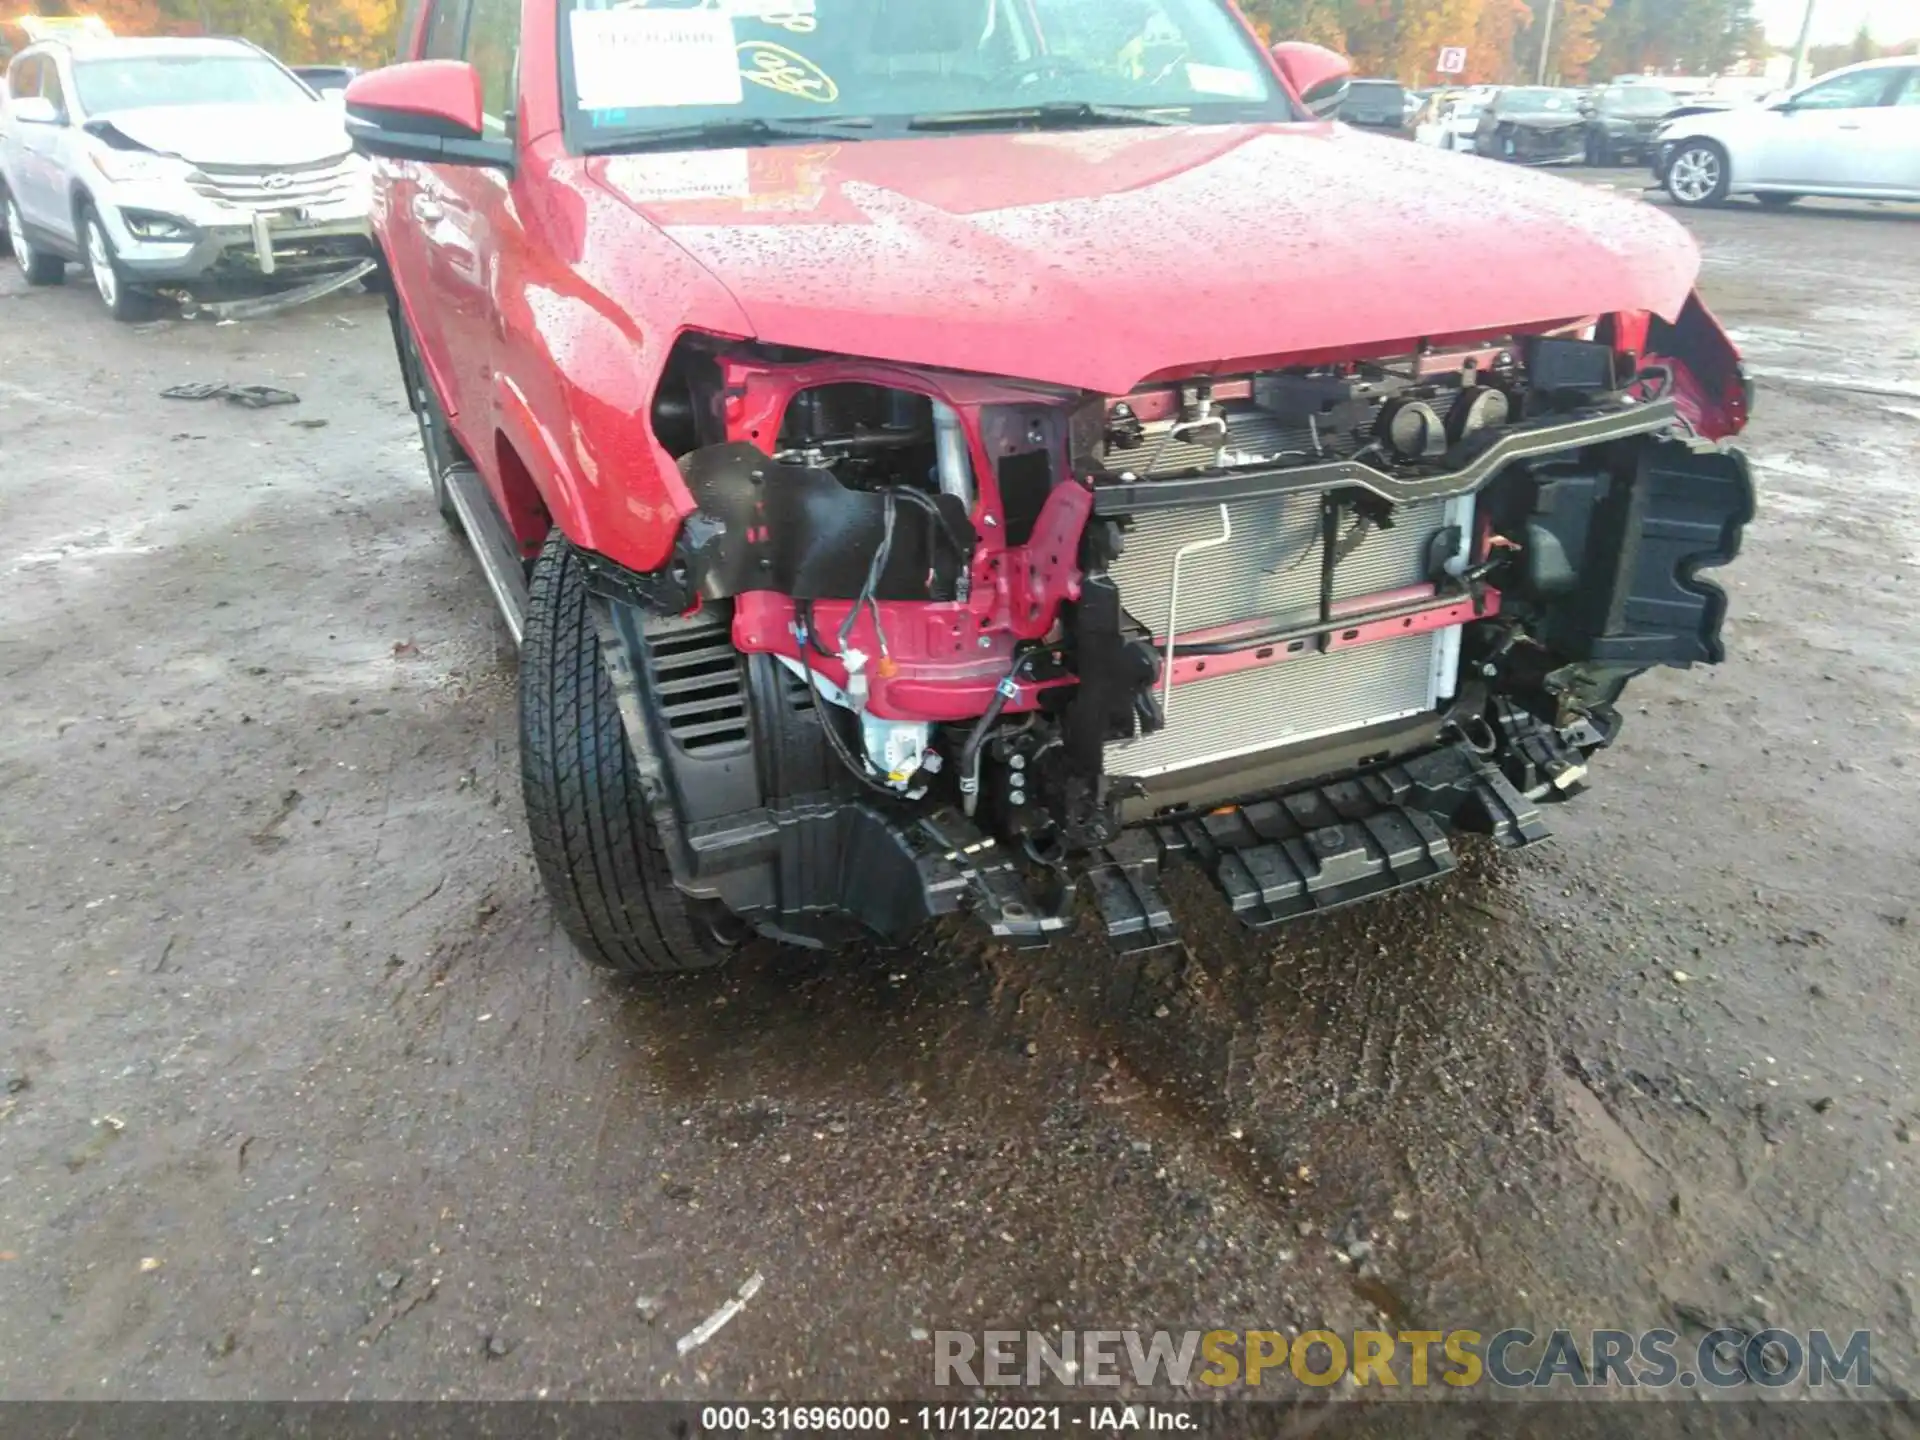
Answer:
(1152, 744, 1547, 929)
(675, 441, 975, 603)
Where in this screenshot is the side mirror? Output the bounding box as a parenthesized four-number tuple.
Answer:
(344, 61, 511, 168)
(9, 95, 63, 125)
(1270, 41, 1352, 121)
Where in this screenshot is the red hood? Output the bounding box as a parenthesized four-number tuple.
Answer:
(587, 124, 1700, 395)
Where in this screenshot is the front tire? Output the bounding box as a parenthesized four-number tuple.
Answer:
(519, 531, 740, 977)
(5, 193, 67, 285)
(81, 206, 159, 321)
(1665, 140, 1731, 208)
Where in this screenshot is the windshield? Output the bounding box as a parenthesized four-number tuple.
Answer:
(74, 54, 314, 113)
(1604, 86, 1676, 114)
(566, 0, 1290, 150)
(1501, 87, 1578, 114)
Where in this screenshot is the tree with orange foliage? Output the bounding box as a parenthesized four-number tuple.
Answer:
(1243, 0, 1539, 85)
(1389, 0, 1485, 85)
(1468, 0, 1532, 82)
(14, 0, 396, 65)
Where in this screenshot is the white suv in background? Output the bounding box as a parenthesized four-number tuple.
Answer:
(0, 34, 373, 319)
(1659, 57, 1920, 209)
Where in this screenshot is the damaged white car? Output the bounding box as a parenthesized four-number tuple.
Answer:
(0, 34, 375, 320)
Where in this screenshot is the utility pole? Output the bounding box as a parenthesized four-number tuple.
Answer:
(1535, 0, 1559, 85)
(1790, 0, 1818, 87)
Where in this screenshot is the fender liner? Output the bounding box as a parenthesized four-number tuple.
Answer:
(1526, 436, 1754, 695)
(674, 441, 977, 603)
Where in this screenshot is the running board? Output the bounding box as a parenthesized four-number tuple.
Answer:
(444, 465, 529, 646)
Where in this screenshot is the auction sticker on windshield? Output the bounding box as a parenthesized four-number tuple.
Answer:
(570, 5, 744, 110)
(1185, 62, 1261, 99)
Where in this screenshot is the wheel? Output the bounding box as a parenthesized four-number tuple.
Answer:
(1665, 140, 1731, 208)
(5, 192, 67, 285)
(519, 530, 741, 977)
(80, 205, 159, 321)
(1755, 193, 1802, 210)
(388, 297, 461, 525)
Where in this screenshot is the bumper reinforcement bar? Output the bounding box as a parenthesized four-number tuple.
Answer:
(1090, 399, 1677, 515)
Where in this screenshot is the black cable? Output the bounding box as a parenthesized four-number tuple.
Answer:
(958, 651, 1038, 786)
(886, 484, 973, 560)
(801, 660, 907, 801)
(799, 599, 841, 659)
(795, 600, 903, 797)
(840, 491, 896, 654)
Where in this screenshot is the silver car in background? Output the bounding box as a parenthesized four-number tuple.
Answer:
(0, 34, 374, 320)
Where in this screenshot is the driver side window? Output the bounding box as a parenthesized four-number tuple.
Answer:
(38, 60, 67, 114)
(8, 56, 43, 100)
(420, 0, 471, 62)
(462, 0, 519, 133)
(1791, 68, 1897, 111)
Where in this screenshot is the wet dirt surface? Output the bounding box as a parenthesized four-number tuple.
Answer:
(2, 177, 1917, 1411)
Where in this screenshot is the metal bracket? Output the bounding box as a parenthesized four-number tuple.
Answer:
(1160, 502, 1232, 719)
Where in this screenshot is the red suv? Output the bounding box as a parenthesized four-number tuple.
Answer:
(346, 0, 1754, 974)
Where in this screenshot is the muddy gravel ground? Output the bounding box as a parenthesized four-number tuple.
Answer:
(2, 178, 1917, 1418)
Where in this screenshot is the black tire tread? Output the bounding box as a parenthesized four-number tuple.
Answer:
(519, 531, 732, 976)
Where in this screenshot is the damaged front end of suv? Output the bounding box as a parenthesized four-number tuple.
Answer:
(574, 301, 1753, 958)
(354, 0, 1756, 975)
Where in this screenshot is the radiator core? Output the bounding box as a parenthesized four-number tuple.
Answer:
(1106, 491, 1471, 780)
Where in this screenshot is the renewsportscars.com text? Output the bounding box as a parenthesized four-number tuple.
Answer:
(934, 1328, 1872, 1391)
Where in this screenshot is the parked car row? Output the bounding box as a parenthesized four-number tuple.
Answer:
(0, 24, 376, 319)
(1414, 82, 1661, 165)
(1398, 59, 1919, 211)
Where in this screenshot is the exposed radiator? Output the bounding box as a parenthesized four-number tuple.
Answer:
(1107, 491, 1471, 780)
